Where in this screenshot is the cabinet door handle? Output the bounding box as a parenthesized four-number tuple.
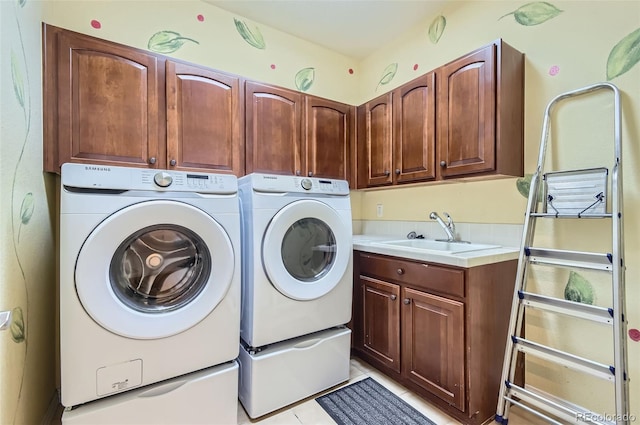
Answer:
(390, 294, 397, 301)
(395, 169, 401, 175)
(384, 170, 390, 177)
(308, 171, 314, 177)
(148, 157, 156, 165)
(169, 159, 177, 166)
(396, 268, 405, 275)
(403, 298, 411, 305)
(295, 170, 301, 176)
(440, 160, 447, 167)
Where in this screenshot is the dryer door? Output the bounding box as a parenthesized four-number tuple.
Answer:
(75, 200, 234, 339)
(262, 199, 351, 300)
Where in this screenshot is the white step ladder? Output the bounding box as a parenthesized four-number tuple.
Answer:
(495, 82, 630, 425)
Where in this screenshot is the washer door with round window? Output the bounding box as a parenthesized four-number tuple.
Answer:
(75, 200, 235, 340)
(262, 199, 350, 301)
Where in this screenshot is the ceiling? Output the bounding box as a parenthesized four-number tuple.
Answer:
(204, 0, 450, 60)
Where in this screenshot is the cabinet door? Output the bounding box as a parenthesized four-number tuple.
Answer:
(166, 61, 243, 175)
(245, 81, 303, 176)
(402, 287, 465, 411)
(304, 96, 354, 182)
(361, 276, 401, 372)
(393, 73, 436, 183)
(362, 93, 393, 187)
(51, 25, 161, 170)
(437, 43, 496, 178)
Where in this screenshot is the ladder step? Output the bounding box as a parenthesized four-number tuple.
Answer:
(519, 291, 614, 325)
(504, 383, 615, 424)
(525, 247, 613, 271)
(531, 212, 613, 219)
(512, 337, 614, 381)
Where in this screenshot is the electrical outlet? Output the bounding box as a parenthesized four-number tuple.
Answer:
(376, 204, 383, 218)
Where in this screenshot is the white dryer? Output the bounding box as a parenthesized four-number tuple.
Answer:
(238, 173, 353, 348)
(59, 163, 240, 408)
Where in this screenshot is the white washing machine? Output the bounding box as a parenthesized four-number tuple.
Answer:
(59, 163, 241, 408)
(238, 173, 353, 348)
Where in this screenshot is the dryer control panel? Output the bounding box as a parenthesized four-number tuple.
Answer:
(61, 163, 238, 194)
(242, 173, 349, 195)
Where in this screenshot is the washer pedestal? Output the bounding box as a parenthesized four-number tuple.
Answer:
(62, 361, 238, 424)
(238, 327, 351, 419)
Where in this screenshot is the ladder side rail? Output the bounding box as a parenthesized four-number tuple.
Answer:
(584, 83, 630, 424)
(608, 83, 630, 424)
(496, 252, 531, 420)
(496, 168, 544, 420)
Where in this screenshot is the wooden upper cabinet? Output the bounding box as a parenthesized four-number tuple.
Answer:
(44, 24, 161, 172)
(357, 73, 437, 189)
(438, 44, 495, 178)
(166, 61, 243, 175)
(356, 39, 523, 188)
(245, 81, 303, 176)
(361, 92, 393, 187)
(43, 24, 244, 175)
(393, 72, 436, 183)
(304, 96, 355, 182)
(437, 40, 524, 179)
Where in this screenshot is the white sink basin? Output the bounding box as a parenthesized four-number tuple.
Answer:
(372, 239, 501, 254)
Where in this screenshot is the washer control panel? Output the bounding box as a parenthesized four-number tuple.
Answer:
(244, 173, 349, 195)
(60, 163, 238, 194)
(141, 171, 236, 194)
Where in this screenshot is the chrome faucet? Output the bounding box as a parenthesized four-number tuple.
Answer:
(429, 211, 456, 242)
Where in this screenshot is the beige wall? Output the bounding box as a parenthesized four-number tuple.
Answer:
(1, 1, 56, 424)
(1, 0, 637, 422)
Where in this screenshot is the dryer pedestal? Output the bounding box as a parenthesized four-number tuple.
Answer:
(62, 361, 238, 425)
(238, 327, 351, 419)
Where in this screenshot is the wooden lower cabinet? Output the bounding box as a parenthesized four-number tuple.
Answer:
(402, 287, 465, 411)
(361, 276, 401, 373)
(351, 251, 517, 425)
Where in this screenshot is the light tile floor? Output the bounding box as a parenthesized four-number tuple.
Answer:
(237, 357, 548, 425)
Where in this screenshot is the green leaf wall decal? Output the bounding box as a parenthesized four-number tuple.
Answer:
(564, 271, 594, 305)
(234, 18, 266, 50)
(376, 63, 398, 91)
(515, 174, 544, 200)
(11, 51, 25, 109)
(148, 31, 199, 54)
(607, 27, 640, 80)
(516, 174, 533, 198)
(11, 307, 25, 343)
(295, 67, 315, 92)
(499, 2, 562, 26)
(428, 15, 446, 44)
(19, 192, 34, 225)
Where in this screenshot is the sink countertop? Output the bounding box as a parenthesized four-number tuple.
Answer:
(352, 234, 519, 268)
